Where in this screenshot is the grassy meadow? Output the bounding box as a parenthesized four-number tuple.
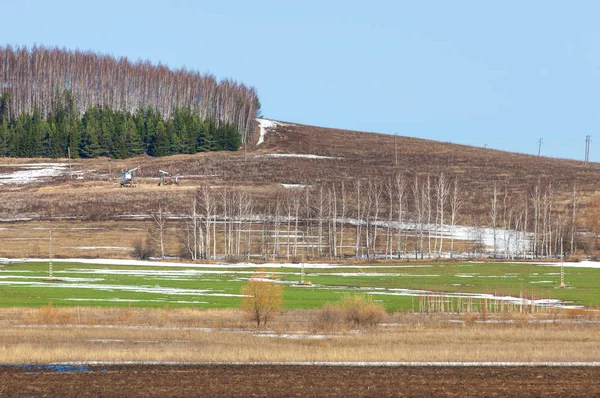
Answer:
(0, 260, 597, 311)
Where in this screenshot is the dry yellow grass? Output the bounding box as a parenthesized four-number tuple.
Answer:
(1, 307, 599, 364)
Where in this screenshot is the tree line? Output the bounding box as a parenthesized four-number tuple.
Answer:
(137, 174, 580, 262)
(0, 99, 241, 158)
(0, 45, 259, 144)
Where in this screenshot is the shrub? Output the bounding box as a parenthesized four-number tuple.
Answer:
(132, 239, 153, 260)
(340, 295, 386, 329)
(313, 303, 345, 332)
(313, 295, 387, 331)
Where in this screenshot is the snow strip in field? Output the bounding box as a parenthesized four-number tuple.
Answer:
(63, 268, 296, 277)
(63, 298, 209, 304)
(343, 218, 533, 253)
(0, 163, 68, 185)
(0, 281, 245, 297)
(262, 153, 340, 160)
(0, 276, 104, 282)
(366, 288, 581, 309)
(536, 260, 600, 269)
(2, 258, 431, 269)
(66, 246, 133, 251)
(255, 333, 341, 340)
(281, 184, 310, 189)
(48, 361, 600, 367)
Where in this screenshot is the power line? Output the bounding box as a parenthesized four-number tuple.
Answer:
(537, 138, 543, 157)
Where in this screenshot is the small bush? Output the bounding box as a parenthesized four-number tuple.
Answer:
(340, 295, 386, 329)
(313, 303, 345, 332)
(38, 302, 72, 324)
(132, 239, 152, 260)
(313, 295, 387, 331)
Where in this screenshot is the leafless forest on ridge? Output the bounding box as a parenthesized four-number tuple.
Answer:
(0, 45, 259, 141)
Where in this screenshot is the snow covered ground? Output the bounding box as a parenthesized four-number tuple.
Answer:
(256, 118, 292, 145)
(1, 258, 420, 269)
(6, 257, 598, 269)
(281, 184, 310, 189)
(343, 218, 533, 253)
(0, 162, 68, 185)
(65, 246, 134, 251)
(261, 153, 340, 160)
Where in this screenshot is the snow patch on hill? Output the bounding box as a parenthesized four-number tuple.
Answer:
(0, 163, 68, 185)
(256, 118, 293, 146)
(263, 153, 340, 160)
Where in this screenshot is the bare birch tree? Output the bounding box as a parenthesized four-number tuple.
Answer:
(354, 180, 363, 258)
(395, 174, 406, 258)
(435, 172, 449, 256)
(571, 184, 577, 256)
(449, 177, 463, 258)
(150, 204, 168, 259)
(490, 183, 498, 258)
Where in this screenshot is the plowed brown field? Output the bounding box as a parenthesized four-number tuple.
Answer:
(1, 365, 599, 397)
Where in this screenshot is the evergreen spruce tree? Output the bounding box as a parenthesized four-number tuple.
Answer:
(151, 120, 170, 157)
(0, 119, 8, 157)
(68, 118, 81, 159)
(125, 118, 142, 157)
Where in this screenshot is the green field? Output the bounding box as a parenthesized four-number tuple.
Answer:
(0, 260, 597, 311)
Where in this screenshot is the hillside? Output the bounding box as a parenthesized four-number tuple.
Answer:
(0, 119, 597, 259)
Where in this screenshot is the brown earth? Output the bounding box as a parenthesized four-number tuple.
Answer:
(2, 119, 599, 221)
(0, 364, 599, 397)
(1, 119, 599, 258)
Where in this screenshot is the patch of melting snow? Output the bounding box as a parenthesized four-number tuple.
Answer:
(0, 270, 31, 273)
(311, 272, 440, 277)
(4, 258, 434, 270)
(256, 118, 285, 145)
(254, 333, 342, 340)
(0, 163, 68, 185)
(537, 260, 600, 269)
(87, 339, 125, 343)
(63, 268, 274, 277)
(0, 280, 245, 297)
(530, 280, 554, 284)
(281, 184, 310, 189)
(366, 288, 580, 309)
(0, 276, 104, 282)
(62, 298, 209, 304)
(66, 246, 133, 251)
(262, 153, 340, 160)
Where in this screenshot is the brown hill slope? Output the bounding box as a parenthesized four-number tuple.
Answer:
(0, 119, 597, 258)
(0, 119, 598, 221)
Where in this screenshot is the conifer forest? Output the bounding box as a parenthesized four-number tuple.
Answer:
(0, 46, 259, 158)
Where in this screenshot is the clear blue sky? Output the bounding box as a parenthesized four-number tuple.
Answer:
(3, 1, 600, 161)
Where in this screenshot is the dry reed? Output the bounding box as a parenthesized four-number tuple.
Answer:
(1, 307, 600, 364)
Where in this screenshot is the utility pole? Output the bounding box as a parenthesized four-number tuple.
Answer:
(560, 238, 565, 288)
(537, 138, 543, 157)
(48, 228, 53, 280)
(67, 147, 72, 180)
(585, 135, 591, 163)
(394, 133, 398, 166)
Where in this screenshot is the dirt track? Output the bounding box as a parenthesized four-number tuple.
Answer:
(1, 365, 599, 397)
